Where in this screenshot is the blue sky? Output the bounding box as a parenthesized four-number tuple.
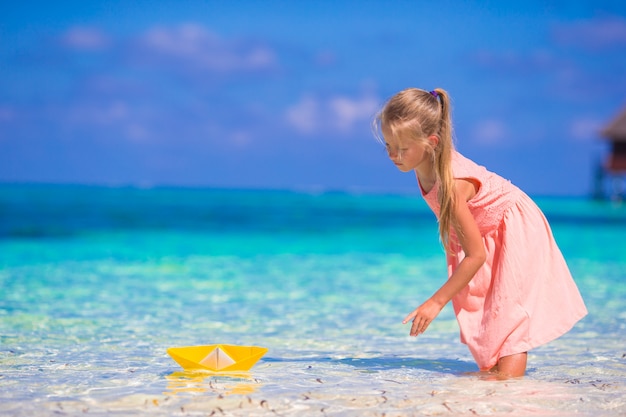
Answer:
(1, 1, 625, 196)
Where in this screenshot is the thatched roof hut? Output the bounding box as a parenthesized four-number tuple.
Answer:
(601, 107, 626, 172)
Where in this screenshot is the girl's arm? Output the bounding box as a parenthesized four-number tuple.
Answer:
(403, 178, 486, 336)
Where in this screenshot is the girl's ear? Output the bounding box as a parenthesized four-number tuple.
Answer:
(428, 135, 439, 149)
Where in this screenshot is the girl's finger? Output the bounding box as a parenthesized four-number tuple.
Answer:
(403, 311, 417, 324)
(411, 317, 422, 336)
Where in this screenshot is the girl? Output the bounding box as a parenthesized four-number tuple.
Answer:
(373, 87, 587, 378)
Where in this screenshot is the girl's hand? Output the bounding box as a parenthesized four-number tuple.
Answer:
(402, 298, 443, 336)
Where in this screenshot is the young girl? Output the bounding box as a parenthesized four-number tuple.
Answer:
(373, 87, 587, 377)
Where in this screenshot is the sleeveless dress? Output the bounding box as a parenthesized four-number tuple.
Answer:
(419, 151, 587, 370)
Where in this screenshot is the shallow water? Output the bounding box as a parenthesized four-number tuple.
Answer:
(1, 185, 625, 416)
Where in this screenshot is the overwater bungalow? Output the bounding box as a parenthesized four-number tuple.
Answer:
(595, 107, 626, 201)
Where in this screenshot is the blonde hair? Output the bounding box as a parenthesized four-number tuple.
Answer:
(373, 87, 456, 251)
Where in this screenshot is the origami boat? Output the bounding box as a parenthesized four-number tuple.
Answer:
(167, 344, 268, 372)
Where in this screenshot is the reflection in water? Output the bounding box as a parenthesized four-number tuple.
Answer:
(164, 371, 260, 396)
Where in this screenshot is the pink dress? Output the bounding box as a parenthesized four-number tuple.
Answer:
(419, 151, 587, 370)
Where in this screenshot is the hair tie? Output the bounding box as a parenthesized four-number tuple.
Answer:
(429, 90, 439, 98)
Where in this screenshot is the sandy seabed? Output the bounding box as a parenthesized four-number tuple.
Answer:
(3, 344, 625, 417)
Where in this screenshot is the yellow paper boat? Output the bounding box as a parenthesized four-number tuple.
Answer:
(167, 344, 268, 372)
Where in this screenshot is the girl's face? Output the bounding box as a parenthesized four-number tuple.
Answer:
(383, 133, 432, 173)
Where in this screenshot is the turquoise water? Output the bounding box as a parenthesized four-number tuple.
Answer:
(1, 184, 625, 416)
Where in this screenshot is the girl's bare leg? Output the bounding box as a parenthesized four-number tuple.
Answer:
(489, 352, 527, 378)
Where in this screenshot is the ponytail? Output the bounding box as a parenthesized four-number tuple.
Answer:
(374, 87, 456, 252)
(431, 88, 456, 252)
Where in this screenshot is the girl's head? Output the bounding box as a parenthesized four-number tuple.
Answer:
(373, 87, 453, 162)
(373, 87, 457, 250)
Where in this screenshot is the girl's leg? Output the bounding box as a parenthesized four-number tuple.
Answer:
(491, 352, 527, 378)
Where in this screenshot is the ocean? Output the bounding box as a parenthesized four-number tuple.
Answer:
(1, 184, 625, 416)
